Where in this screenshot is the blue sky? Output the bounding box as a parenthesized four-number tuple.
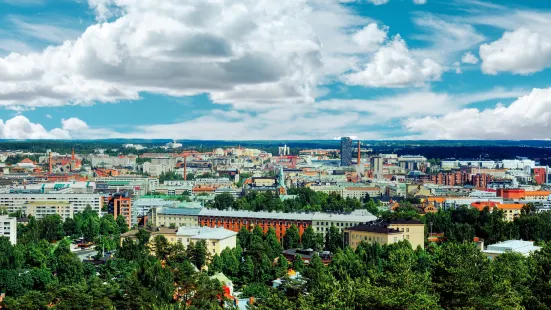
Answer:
(0, 0, 551, 140)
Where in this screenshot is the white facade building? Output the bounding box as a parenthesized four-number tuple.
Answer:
(0, 194, 103, 220)
(0, 215, 17, 245)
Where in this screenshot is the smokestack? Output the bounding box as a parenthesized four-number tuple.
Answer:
(183, 155, 187, 181)
(49, 151, 52, 175)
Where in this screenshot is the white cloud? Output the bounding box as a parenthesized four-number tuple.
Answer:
(411, 14, 485, 63)
(480, 28, 551, 75)
(0, 0, 335, 109)
(452, 61, 462, 74)
(7, 16, 82, 44)
(341, 35, 443, 88)
(0, 115, 69, 139)
(461, 52, 479, 64)
(352, 23, 388, 51)
(404, 87, 551, 139)
(367, 0, 389, 5)
(0, 115, 118, 139)
(45, 114, 52, 119)
(366, 0, 425, 4)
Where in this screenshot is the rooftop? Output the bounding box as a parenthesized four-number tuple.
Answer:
(176, 226, 237, 240)
(157, 207, 202, 216)
(346, 224, 402, 234)
(484, 240, 541, 255)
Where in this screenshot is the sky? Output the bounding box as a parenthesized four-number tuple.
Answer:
(1, 0, 551, 140)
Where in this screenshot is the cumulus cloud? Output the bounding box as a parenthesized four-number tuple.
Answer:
(480, 28, 551, 75)
(0, 0, 333, 109)
(461, 52, 479, 64)
(404, 88, 551, 139)
(0, 0, 415, 111)
(352, 23, 388, 51)
(0, 115, 116, 139)
(413, 0, 427, 4)
(341, 35, 442, 88)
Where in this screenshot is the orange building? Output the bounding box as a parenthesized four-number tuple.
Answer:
(471, 201, 524, 221)
(198, 209, 311, 240)
(103, 193, 132, 228)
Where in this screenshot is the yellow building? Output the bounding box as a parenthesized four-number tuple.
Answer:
(388, 220, 425, 249)
(121, 226, 237, 256)
(150, 207, 201, 227)
(345, 220, 425, 249)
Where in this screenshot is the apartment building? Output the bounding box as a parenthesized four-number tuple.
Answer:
(0, 193, 103, 220)
(103, 193, 132, 228)
(344, 220, 425, 249)
(150, 207, 201, 228)
(121, 226, 236, 256)
(0, 215, 16, 245)
(311, 210, 377, 236)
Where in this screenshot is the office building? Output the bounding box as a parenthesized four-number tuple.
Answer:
(340, 137, 352, 166)
(0, 215, 17, 245)
(0, 193, 102, 220)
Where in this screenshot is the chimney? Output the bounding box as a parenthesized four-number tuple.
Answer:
(49, 151, 52, 175)
(183, 155, 187, 181)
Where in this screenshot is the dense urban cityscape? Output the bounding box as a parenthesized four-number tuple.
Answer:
(2, 0, 551, 308)
(0, 139, 550, 309)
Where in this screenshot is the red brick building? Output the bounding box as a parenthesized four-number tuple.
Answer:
(198, 210, 311, 240)
(532, 167, 548, 185)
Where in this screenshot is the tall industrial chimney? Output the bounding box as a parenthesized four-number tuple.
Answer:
(48, 151, 52, 175)
(183, 155, 187, 181)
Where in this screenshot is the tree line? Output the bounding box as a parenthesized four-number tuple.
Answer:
(210, 188, 380, 214)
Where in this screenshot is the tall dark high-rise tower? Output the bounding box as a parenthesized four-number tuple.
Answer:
(340, 137, 352, 166)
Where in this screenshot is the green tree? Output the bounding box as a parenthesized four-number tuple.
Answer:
(264, 227, 283, 260)
(239, 256, 255, 284)
(324, 225, 343, 253)
(116, 215, 129, 234)
(190, 239, 209, 269)
(274, 255, 289, 279)
(292, 256, 304, 272)
(63, 218, 79, 237)
(39, 214, 64, 242)
(153, 235, 171, 261)
(213, 192, 235, 210)
(301, 226, 323, 251)
(283, 224, 300, 249)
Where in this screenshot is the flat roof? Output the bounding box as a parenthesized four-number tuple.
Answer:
(157, 207, 202, 216)
(347, 224, 402, 234)
(484, 240, 541, 255)
(176, 226, 237, 240)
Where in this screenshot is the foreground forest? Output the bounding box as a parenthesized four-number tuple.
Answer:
(1, 202, 551, 309)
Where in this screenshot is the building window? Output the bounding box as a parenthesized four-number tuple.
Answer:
(406, 235, 409, 239)
(406, 228, 409, 232)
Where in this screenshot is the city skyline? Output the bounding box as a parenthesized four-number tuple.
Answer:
(0, 0, 550, 140)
